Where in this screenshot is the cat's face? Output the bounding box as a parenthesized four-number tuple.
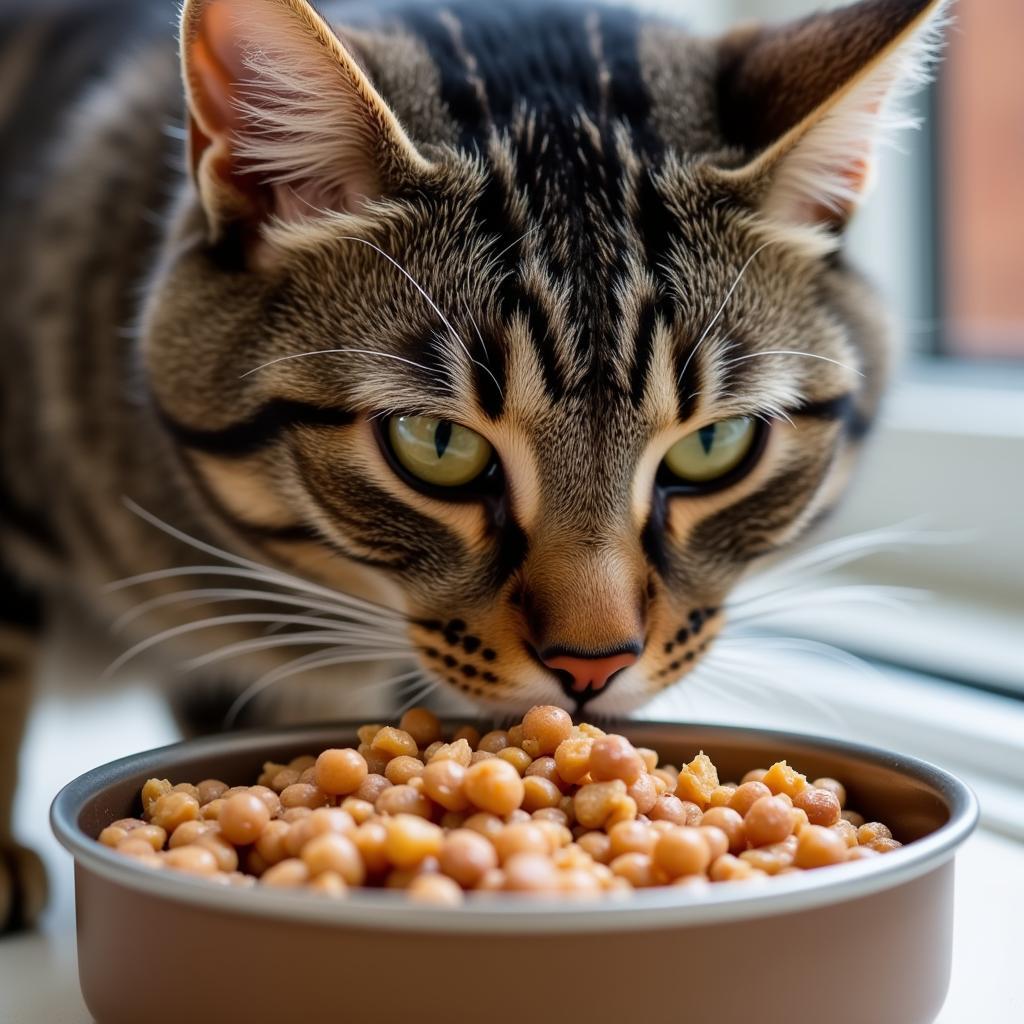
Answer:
(146, 0, 945, 714)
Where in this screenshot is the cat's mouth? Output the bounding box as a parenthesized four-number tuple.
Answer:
(410, 608, 723, 712)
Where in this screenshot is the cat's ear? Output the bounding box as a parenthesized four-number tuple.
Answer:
(714, 0, 950, 232)
(179, 0, 430, 240)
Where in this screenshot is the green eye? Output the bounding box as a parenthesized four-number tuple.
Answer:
(388, 415, 494, 488)
(663, 417, 758, 484)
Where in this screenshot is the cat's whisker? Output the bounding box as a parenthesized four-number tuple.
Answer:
(721, 350, 864, 376)
(731, 520, 963, 602)
(395, 677, 439, 718)
(336, 235, 505, 400)
(678, 240, 775, 388)
(236, 644, 380, 689)
(182, 631, 416, 674)
(488, 226, 538, 266)
(724, 659, 851, 724)
(334, 235, 465, 348)
(679, 665, 767, 717)
(464, 306, 491, 366)
(696, 653, 848, 727)
(224, 655, 422, 729)
(115, 501, 410, 621)
(228, 653, 423, 728)
(104, 611, 411, 679)
(112, 585, 407, 634)
(239, 347, 446, 384)
(711, 634, 882, 678)
(726, 583, 928, 625)
(764, 407, 796, 429)
(664, 660, 721, 718)
(105, 564, 404, 623)
(650, 660, 744, 719)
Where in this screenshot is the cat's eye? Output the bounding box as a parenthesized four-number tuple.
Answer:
(387, 415, 494, 489)
(661, 416, 760, 488)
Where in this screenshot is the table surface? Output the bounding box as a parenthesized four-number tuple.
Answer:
(2, 688, 1022, 1023)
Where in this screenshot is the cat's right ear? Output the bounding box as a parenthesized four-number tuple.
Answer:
(712, 0, 950, 240)
(179, 0, 431, 243)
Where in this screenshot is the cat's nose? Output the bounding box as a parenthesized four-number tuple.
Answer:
(540, 645, 640, 701)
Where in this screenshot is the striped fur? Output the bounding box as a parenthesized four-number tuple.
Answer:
(0, 0, 947, 929)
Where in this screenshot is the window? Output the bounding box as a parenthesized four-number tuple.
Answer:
(941, 0, 1024, 359)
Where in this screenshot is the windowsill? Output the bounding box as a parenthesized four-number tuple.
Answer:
(886, 366, 1024, 436)
(903, 357, 1024, 402)
(793, 371, 1024, 634)
(750, 583, 1024, 698)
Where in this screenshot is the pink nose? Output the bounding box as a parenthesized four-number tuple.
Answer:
(541, 649, 639, 694)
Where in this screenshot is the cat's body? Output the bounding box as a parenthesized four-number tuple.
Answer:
(0, 0, 947, 930)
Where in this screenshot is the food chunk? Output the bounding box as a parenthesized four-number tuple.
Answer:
(105, 707, 902, 901)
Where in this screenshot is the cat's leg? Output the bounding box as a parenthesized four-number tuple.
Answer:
(0, 571, 47, 933)
(167, 661, 406, 739)
(167, 678, 261, 739)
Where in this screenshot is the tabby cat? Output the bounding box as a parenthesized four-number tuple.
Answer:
(0, 0, 948, 930)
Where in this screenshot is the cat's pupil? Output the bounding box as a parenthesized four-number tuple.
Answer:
(698, 425, 717, 456)
(434, 420, 453, 460)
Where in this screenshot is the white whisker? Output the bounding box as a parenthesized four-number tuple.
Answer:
(732, 521, 962, 602)
(395, 677, 439, 717)
(726, 584, 927, 625)
(106, 565, 403, 623)
(240, 347, 444, 382)
(113, 502, 408, 621)
(112, 586, 408, 635)
(182, 631, 415, 674)
(104, 612, 408, 679)
(337, 236, 505, 400)
(678, 240, 775, 388)
(711, 635, 881, 677)
(682, 665, 767, 717)
(721, 350, 863, 376)
(693, 657, 846, 726)
(224, 653, 421, 728)
(464, 304, 490, 365)
(489, 226, 537, 265)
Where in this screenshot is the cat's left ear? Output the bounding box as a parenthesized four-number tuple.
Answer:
(180, 0, 431, 242)
(714, 0, 951, 232)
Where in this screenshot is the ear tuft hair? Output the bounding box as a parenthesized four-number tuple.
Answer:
(180, 0, 429, 240)
(717, 0, 953, 231)
(763, 0, 951, 226)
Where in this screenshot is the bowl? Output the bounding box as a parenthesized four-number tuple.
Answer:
(51, 721, 977, 1024)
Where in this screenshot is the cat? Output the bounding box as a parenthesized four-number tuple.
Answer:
(0, 0, 949, 931)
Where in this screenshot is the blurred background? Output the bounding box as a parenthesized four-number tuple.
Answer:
(4, 2, 1022, 1021)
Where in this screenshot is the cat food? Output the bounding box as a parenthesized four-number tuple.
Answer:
(98, 708, 901, 903)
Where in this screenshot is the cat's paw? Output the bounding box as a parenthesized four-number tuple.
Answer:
(0, 841, 48, 933)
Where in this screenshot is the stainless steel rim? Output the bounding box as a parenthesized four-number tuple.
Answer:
(51, 721, 979, 934)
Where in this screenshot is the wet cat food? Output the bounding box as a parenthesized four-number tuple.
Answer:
(98, 708, 901, 903)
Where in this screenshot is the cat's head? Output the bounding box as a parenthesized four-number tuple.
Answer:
(144, 0, 948, 714)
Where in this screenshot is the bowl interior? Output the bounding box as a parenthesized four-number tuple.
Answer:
(69, 721, 953, 846)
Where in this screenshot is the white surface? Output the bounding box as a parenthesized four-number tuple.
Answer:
(1, 680, 1022, 1023)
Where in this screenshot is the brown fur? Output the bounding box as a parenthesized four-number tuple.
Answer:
(0, 0, 947, 929)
